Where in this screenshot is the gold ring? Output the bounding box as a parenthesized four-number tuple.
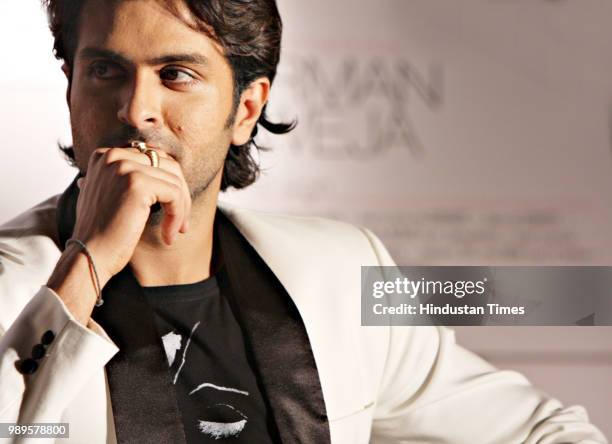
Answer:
(144, 149, 160, 168)
(130, 141, 147, 153)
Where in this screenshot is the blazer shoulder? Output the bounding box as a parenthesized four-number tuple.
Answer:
(0, 195, 62, 265)
(218, 202, 394, 266)
(0, 195, 61, 241)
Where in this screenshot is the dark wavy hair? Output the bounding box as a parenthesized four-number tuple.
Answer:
(42, 0, 295, 190)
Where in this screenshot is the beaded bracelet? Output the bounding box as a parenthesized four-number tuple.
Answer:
(65, 238, 104, 307)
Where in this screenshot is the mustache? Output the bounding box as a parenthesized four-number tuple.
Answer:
(97, 127, 181, 158)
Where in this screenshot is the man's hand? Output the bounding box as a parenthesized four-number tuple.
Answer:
(73, 146, 191, 276)
(47, 146, 192, 324)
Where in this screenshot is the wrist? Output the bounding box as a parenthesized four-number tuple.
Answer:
(81, 240, 115, 286)
(47, 244, 110, 324)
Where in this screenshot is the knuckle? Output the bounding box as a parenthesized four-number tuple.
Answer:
(113, 160, 132, 176)
(89, 149, 105, 167)
(169, 182, 182, 197)
(125, 171, 144, 190)
(169, 173, 182, 187)
(103, 148, 122, 165)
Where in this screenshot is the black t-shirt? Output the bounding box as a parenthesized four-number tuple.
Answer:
(142, 269, 277, 443)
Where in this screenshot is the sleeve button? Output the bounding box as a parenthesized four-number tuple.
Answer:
(31, 344, 46, 360)
(19, 358, 39, 375)
(41, 330, 55, 346)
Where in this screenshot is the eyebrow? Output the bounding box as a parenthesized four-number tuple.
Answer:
(189, 383, 249, 396)
(78, 47, 209, 67)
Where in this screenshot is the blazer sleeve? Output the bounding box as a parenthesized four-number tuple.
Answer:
(0, 286, 118, 423)
(360, 228, 608, 444)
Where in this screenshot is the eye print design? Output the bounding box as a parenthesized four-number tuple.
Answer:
(161, 322, 200, 384)
(191, 384, 250, 439)
(196, 403, 248, 439)
(161, 331, 182, 367)
(161, 322, 252, 439)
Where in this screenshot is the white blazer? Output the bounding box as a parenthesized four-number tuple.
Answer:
(0, 196, 608, 443)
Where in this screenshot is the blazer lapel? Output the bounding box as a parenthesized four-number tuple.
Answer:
(216, 211, 331, 444)
(56, 176, 331, 443)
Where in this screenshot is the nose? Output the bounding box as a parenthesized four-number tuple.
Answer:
(116, 70, 163, 129)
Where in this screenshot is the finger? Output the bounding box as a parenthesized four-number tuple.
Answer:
(129, 172, 185, 245)
(153, 183, 185, 246)
(95, 148, 189, 242)
(180, 219, 190, 233)
(121, 147, 173, 160)
(113, 159, 184, 190)
(93, 149, 183, 194)
(95, 146, 173, 159)
(179, 178, 191, 234)
(114, 160, 190, 236)
(113, 148, 185, 179)
(125, 150, 193, 235)
(127, 144, 173, 158)
(94, 147, 174, 167)
(93, 148, 184, 189)
(132, 162, 190, 237)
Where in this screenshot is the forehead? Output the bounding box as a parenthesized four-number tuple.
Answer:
(76, 0, 225, 63)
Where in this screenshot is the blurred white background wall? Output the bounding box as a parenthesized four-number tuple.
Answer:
(0, 0, 75, 214)
(1, 0, 611, 436)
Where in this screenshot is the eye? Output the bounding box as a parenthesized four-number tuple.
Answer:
(160, 67, 197, 85)
(197, 404, 247, 439)
(87, 61, 124, 80)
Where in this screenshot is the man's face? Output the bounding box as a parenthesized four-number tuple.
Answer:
(68, 0, 236, 200)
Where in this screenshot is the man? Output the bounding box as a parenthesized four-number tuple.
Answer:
(0, 0, 607, 443)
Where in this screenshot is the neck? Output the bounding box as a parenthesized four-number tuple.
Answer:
(129, 189, 219, 287)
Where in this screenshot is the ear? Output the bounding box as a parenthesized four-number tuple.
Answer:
(231, 77, 270, 146)
(61, 62, 72, 110)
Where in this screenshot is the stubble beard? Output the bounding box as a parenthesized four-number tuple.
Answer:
(147, 106, 237, 227)
(71, 96, 237, 229)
